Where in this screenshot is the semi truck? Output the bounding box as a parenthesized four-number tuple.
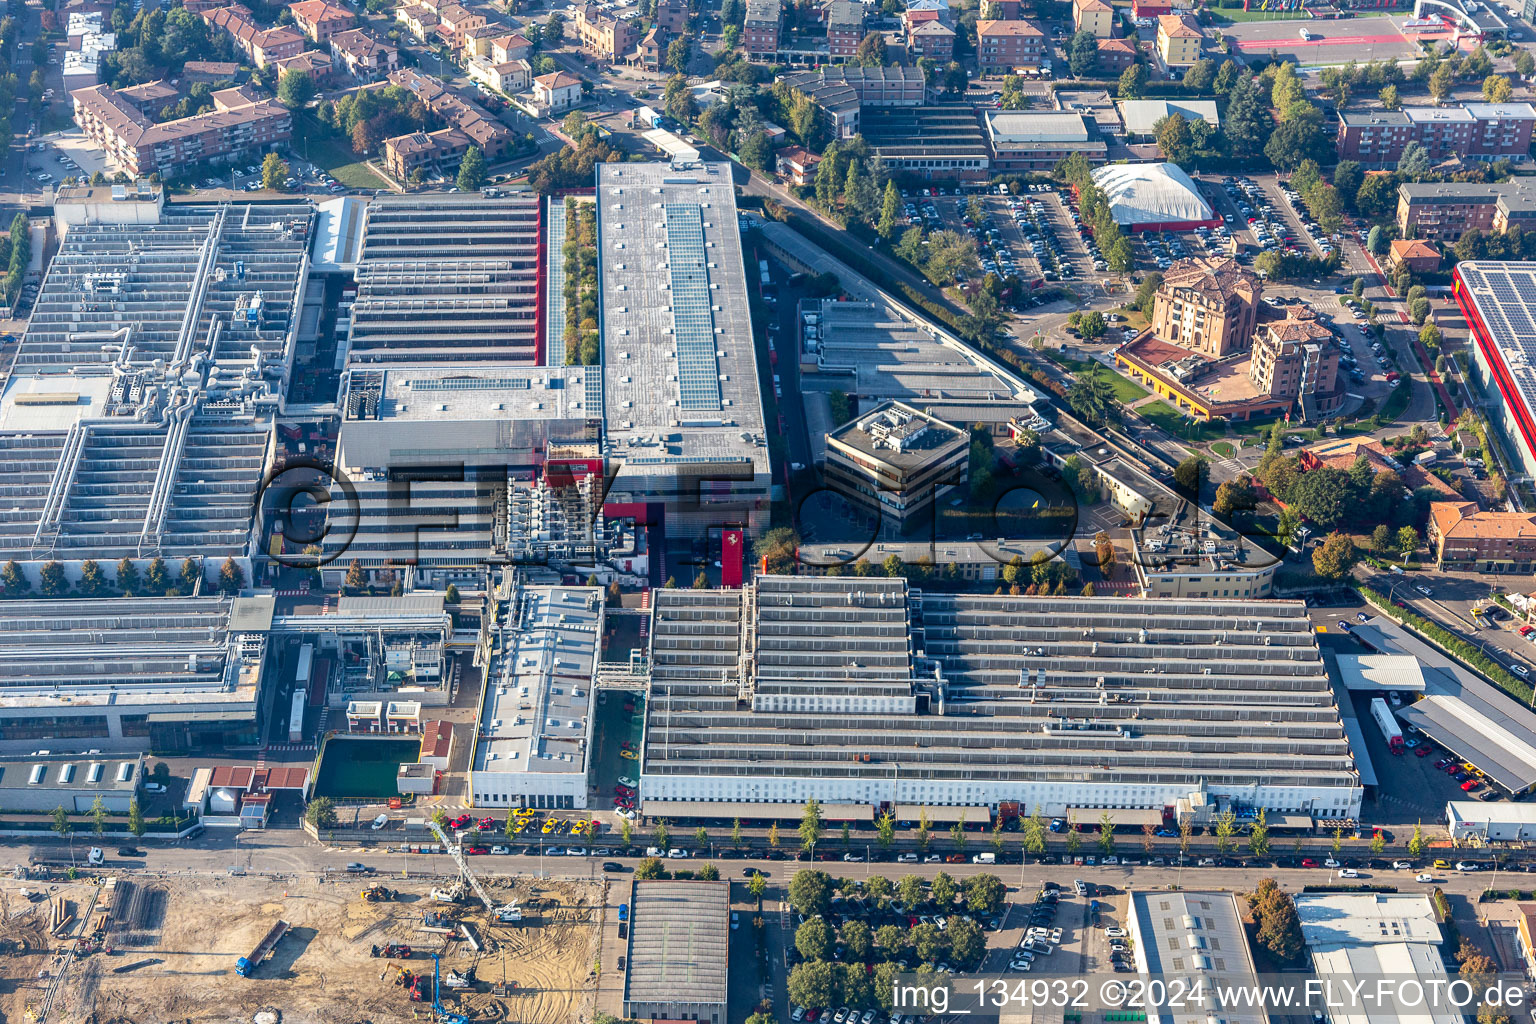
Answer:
(236, 919, 290, 977)
(1370, 697, 1404, 753)
(636, 106, 663, 129)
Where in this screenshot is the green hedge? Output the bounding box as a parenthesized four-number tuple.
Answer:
(1361, 586, 1531, 701)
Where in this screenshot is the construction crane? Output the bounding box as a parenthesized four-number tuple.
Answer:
(425, 821, 520, 921)
(427, 952, 469, 1024)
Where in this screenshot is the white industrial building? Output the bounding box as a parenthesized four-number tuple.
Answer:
(638, 576, 1364, 818)
(1446, 800, 1536, 840)
(470, 586, 602, 809)
(1293, 893, 1459, 1024)
(596, 162, 770, 532)
(1125, 891, 1268, 1024)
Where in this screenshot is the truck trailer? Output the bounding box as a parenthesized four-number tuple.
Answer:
(1370, 697, 1404, 753)
(237, 919, 291, 977)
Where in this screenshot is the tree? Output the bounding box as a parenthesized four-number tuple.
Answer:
(261, 152, 290, 191)
(305, 795, 338, 829)
(788, 869, 832, 917)
(1213, 475, 1258, 517)
(1224, 76, 1273, 159)
(694, 825, 709, 850)
(855, 31, 886, 67)
(1117, 63, 1146, 99)
(114, 557, 139, 597)
(1185, 57, 1216, 91)
(799, 798, 823, 853)
(1271, 62, 1304, 110)
(1249, 809, 1270, 857)
(1079, 310, 1106, 340)
(788, 961, 836, 1009)
(1408, 824, 1426, 857)
(768, 821, 780, 850)
(1214, 809, 1237, 855)
(965, 873, 1006, 915)
(90, 794, 108, 835)
(456, 146, 486, 192)
(866, 876, 893, 908)
(1098, 812, 1116, 855)
(1483, 74, 1513, 103)
(755, 526, 800, 575)
(1429, 63, 1454, 104)
(1421, 322, 1443, 350)
(748, 872, 767, 899)
(843, 919, 874, 960)
(1214, 58, 1241, 93)
(1400, 140, 1432, 179)
(78, 559, 105, 597)
(1254, 885, 1305, 962)
(1173, 456, 1207, 495)
(654, 819, 670, 850)
(796, 917, 833, 960)
(1372, 522, 1394, 553)
(217, 556, 245, 594)
(949, 816, 967, 850)
(666, 35, 692, 74)
(931, 871, 956, 909)
(1066, 367, 1120, 426)
(1265, 117, 1324, 170)
(1067, 29, 1098, 78)
(1313, 531, 1359, 580)
(1410, 296, 1431, 325)
(1517, 49, 1536, 78)
(1397, 525, 1420, 557)
(620, 817, 633, 848)
(876, 810, 895, 850)
(39, 560, 66, 597)
(52, 805, 70, 837)
(947, 917, 985, 969)
(916, 808, 931, 852)
(277, 68, 315, 108)
(876, 923, 905, 953)
(128, 799, 146, 838)
(1, 560, 27, 597)
(912, 922, 946, 963)
(635, 856, 665, 879)
(1307, 183, 1345, 234)
(1023, 808, 1046, 857)
(877, 180, 902, 240)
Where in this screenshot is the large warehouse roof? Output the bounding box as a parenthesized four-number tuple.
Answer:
(1090, 161, 1214, 229)
(640, 578, 1364, 814)
(624, 880, 730, 1011)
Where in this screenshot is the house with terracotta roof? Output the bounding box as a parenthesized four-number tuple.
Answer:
(182, 59, 242, 83)
(202, 6, 306, 67)
(776, 145, 822, 184)
(71, 81, 291, 176)
(1156, 13, 1202, 66)
(490, 32, 533, 62)
(1247, 306, 1343, 418)
(436, 2, 486, 44)
(288, 0, 355, 42)
(533, 70, 583, 113)
(572, 2, 638, 61)
(272, 48, 335, 85)
(1388, 237, 1441, 275)
(975, 19, 1046, 73)
(1429, 501, 1536, 572)
(1073, 0, 1113, 37)
(330, 27, 399, 79)
(1096, 35, 1136, 72)
(466, 54, 531, 95)
(395, 4, 439, 40)
(419, 720, 454, 770)
(907, 20, 954, 60)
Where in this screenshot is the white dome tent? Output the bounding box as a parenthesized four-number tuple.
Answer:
(1089, 162, 1219, 233)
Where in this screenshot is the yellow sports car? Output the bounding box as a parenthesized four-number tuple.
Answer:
(619, 749, 638, 760)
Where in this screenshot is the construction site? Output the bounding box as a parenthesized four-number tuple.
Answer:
(0, 866, 603, 1024)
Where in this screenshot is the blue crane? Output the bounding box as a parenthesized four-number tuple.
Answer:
(428, 953, 469, 1024)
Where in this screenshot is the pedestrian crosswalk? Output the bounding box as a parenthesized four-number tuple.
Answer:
(264, 743, 316, 753)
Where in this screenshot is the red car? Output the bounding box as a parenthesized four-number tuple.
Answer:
(450, 814, 472, 829)
(620, 740, 632, 750)
(467, 846, 490, 855)
(1462, 780, 1479, 791)
(1301, 858, 1318, 868)
(1415, 746, 1433, 757)
(477, 817, 495, 830)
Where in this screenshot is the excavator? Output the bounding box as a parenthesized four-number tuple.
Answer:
(361, 884, 396, 903)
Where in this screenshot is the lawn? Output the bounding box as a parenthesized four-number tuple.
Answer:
(293, 113, 390, 190)
(1210, 440, 1237, 458)
(1042, 350, 1149, 403)
(1138, 400, 1222, 442)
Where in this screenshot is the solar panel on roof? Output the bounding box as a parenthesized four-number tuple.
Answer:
(664, 204, 721, 412)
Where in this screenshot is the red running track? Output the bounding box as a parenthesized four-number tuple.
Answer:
(1235, 32, 1410, 49)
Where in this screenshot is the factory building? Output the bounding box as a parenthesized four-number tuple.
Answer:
(637, 577, 1363, 819)
(1454, 261, 1536, 482)
(596, 162, 770, 533)
(622, 880, 730, 1024)
(0, 753, 145, 812)
(0, 194, 310, 581)
(823, 401, 970, 524)
(0, 596, 265, 753)
(470, 586, 601, 809)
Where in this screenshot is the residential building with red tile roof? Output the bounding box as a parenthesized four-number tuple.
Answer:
(71, 81, 291, 177)
(1429, 501, 1536, 572)
(975, 19, 1045, 73)
(288, 0, 355, 42)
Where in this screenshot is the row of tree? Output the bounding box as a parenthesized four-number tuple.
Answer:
(0, 555, 244, 598)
